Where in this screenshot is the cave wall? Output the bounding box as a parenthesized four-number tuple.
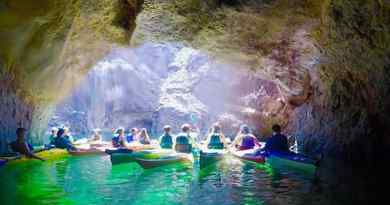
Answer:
(290, 0, 390, 164)
(0, 0, 143, 152)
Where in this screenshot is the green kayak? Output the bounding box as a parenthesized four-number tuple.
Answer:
(199, 149, 226, 168)
(109, 149, 173, 165)
(135, 152, 193, 169)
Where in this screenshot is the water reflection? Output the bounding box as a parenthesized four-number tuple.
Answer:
(0, 155, 355, 205)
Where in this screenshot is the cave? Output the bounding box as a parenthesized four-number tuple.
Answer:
(0, 0, 389, 204)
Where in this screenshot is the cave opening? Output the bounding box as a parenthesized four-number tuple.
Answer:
(46, 42, 286, 143)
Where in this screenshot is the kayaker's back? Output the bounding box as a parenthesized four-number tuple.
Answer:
(160, 134, 173, 149)
(207, 134, 224, 149)
(175, 133, 192, 153)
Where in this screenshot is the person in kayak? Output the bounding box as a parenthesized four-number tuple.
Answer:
(49, 127, 58, 145)
(159, 125, 174, 149)
(174, 124, 193, 153)
(137, 128, 151, 145)
(10, 128, 45, 161)
(89, 128, 102, 143)
(63, 127, 74, 143)
(231, 125, 261, 150)
(112, 128, 126, 148)
(205, 123, 228, 149)
(263, 124, 289, 153)
(126, 128, 138, 143)
(55, 128, 77, 151)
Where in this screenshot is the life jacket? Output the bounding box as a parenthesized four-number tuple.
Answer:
(126, 134, 134, 143)
(175, 133, 192, 153)
(240, 135, 256, 150)
(208, 134, 224, 149)
(112, 136, 124, 148)
(54, 136, 75, 150)
(49, 134, 56, 145)
(160, 134, 173, 149)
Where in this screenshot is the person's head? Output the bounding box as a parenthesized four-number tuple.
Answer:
(93, 128, 101, 135)
(181, 124, 191, 133)
(51, 127, 58, 135)
(57, 128, 65, 138)
(272, 124, 282, 134)
(116, 127, 125, 136)
(130, 128, 138, 135)
(63, 127, 69, 135)
(240, 124, 251, 135)
(212, 123, 221, 134)
(16, 128, 26, 139)
(163, 125, 171, 134)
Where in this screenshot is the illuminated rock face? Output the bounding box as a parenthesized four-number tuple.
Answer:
(49, 43, 247, 138)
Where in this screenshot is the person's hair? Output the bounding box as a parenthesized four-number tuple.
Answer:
(116, 127, 125, 135)
(16, 128, 26, 136)
(272, 124, 282, 133)
(181, 124, 190, 132)
(212, 123, 221, 133)
(240, 124, 250, 134)
(57, 128, 65, 137)
(140, 128, 148, 135)
(131, 127, 138, 133)
(140, 128, 151, 141)
(163, 125, 171, 132)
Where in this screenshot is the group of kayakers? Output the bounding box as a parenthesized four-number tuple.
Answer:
(8, 122, 290, 161)
(108, 122, 290, 155)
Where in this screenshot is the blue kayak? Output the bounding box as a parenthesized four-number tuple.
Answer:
(265, 151, 317, 175)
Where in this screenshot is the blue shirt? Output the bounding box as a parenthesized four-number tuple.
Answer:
(264, 133, 289, 153)
(126, 134, 135, 143)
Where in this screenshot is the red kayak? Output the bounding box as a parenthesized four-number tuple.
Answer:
(230, 148, 265, 163)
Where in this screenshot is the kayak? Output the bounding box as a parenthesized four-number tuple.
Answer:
(265, 152, 317, 175)
(230, 148, 265, 164)
(68, 148, 108, 156)
(199, 149, 226, 168)
(135, 152, 193, 169)
(108, 149, 171, 165)
(70, 144, 111, 156)
(2, 148, 69, 165)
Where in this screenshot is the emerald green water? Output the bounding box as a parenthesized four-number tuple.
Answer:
(0, 155, 318, 205)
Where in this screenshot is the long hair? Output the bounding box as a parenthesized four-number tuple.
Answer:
(139, 128, 151, 142)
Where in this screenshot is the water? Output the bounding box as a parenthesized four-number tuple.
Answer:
(0, 155, 320, 205)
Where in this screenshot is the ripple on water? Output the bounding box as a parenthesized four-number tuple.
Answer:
(0, 155, 320, 205)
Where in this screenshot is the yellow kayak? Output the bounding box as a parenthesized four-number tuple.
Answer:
(3, 148, 69, 165)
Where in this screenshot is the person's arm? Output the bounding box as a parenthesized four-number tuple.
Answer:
(24, 143, 45, 161)
(204, 134, 211, 147)
(253, 135, 261, 147)
(220, 133, 228, 148)
(230, 134, 242, 148)
(28, 152, 45, 161)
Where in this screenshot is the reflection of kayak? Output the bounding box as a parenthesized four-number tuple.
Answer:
(69, 147, 108, 156)
(230, 148, 265, 163)
(108, 149, 171, 165)
(0, 159, 7, 167)
(70, 143, 112, 156)
(2, 148, 69, 165)
(266, 152, 316, 174)
(199, 149, 226, 168)
(135, 152, 193, 169)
